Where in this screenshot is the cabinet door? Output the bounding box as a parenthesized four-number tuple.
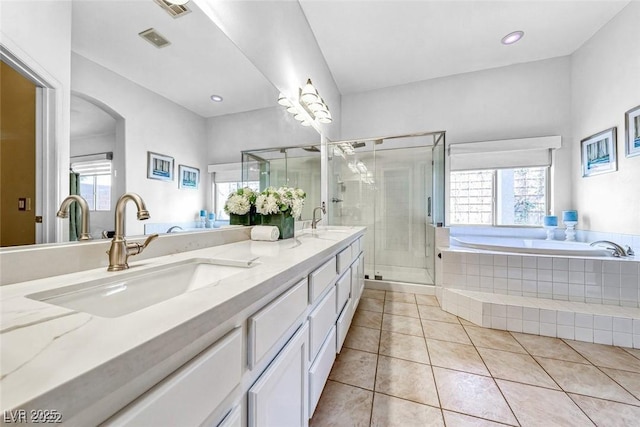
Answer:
(248, 323, 309, 427)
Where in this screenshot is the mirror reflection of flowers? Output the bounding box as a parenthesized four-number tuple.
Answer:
(224, 187, 257, 215)
(255, 187, 306, 218)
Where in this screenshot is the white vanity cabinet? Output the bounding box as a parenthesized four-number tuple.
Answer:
(248, 323, 309, 427)
(104, 328, 242, 427)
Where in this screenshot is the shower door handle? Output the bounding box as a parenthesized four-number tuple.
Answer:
(427, 196, 432, 217)
(331, 197, 343, 203)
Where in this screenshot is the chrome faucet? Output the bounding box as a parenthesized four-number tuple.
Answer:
(107, 193, 158, 271)
(57, 195, 91, 241)
(590, 240, 632, 257)
(312, 202, 326, 230)
(166, 225, 183, 233)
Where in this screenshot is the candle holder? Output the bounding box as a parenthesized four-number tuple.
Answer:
(564, 221, 577, 241)
(543, 225, 557, 240)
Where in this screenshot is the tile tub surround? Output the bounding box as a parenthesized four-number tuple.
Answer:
(439, 249, 640, 348)
(0, 226, 365, 425)
(311, 290, 640, 426)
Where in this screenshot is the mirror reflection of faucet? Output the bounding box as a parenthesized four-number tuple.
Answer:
(107, 193, 158, 271)
(56, 195, 91, 241)
(166, 226, 184, 233)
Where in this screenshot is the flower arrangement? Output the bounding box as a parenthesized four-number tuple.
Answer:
(223, 187, 257, 215)
(255, 186, 306, 218)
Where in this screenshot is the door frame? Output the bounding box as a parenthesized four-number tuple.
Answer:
(1, 43, 62, 244)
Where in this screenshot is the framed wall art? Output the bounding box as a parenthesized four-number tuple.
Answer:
(147, 152, 174, 181)
(581, 127, 617, 177)
(178, 165, 199, 190)
(625, 105, 640, 158)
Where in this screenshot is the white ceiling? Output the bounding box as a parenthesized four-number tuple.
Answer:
(299, 0, 631, 94)
(71, 0, 278, 118)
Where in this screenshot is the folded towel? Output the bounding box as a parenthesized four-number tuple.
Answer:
(251, 226, 279, 241)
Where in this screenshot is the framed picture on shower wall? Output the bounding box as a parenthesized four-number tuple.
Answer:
(581, 127, 617, 177)
(147, 151, 174, 181)
(178, 165, 199, 190)
(625, 105, 640, 158)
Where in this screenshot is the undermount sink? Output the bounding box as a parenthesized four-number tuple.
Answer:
(27, 258, 252, 318)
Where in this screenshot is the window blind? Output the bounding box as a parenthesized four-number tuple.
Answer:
(448, 136, 561, 171)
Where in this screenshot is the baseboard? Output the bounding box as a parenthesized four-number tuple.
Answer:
(365, 279, 435, 295)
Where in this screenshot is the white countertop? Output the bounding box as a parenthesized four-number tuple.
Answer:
(0, 226, 365, 423)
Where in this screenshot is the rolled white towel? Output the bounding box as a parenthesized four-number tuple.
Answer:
(251, 225, 280, 241)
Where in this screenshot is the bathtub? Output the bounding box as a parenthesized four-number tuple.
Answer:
(451, 236, 613, 257)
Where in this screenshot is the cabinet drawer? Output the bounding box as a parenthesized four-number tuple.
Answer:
(217, 405, 241, 427)
(350, 241, 360, 262)
(248, 279, 308, 368)
(336, 247, 352, 275)
(248, 323, 309, 427)
(309, 257, 337, 303)
(335, 270, 350, 314)
(336, 300, 352, 354)
(309, 325, 336, 416)
(308, 286, 337, 361)
(106, 328, 242, 426)
(350, 264, 360, 302)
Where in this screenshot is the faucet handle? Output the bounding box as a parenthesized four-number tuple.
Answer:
(128, 234, 159, 256)
(626, 246, 635, 256)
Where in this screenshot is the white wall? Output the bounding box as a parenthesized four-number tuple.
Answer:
(71, 53, 208, 236)
(341, 57, 574, 220)
(207, 107, 319, 164)
(1, 0, 72, 242)
(571, 2, 640, 235)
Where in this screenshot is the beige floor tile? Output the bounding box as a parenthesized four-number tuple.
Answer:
(328, 348, 378, 390)
(379, 330, 430, 364)
(564, 340, 640, 373)
(371, 393, 444, 427)
(422, 319, 472, 345)
(477, 347, 559, 389)
(344, 326, 380, 353)
(362, 289, 385, 301)
(383, 300, 420, 318)
(569, 393, 640, 427)
(433, 367, 517, 425)
(358, 297, 384, 313)
(382, 313, 424, 337)
(375, 355, 439, 407)
(458, 318, 478, 327)
(385, 291, 417, 303)
(511, 332, 588, 363)
(427, 339, 489, 376)
(353, 309, 383, 330)
(536, 357, 639, 405)
(464, 326, 526, 353)
(415, 294, 440, 307)
(623, 347, 640, 360)
(310, 380, 373, 427)
(601, 367, 640, 400)
(442, 411, 513, 427)
(418, 305, 460, 324)
(496, 379, 593, 426)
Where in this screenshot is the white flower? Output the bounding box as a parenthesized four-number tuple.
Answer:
(224, 193, 250, 215)
(255, 194, 280, 215)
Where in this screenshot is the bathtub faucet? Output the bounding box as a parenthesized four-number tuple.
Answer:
(589, 240, 632, 257)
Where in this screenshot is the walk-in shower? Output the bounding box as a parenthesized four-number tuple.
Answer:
(327, 132, 445, 286)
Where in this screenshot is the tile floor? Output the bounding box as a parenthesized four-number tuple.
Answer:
(310, 290, 640, 426)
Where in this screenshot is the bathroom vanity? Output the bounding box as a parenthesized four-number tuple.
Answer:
(0, 226, 365, 426)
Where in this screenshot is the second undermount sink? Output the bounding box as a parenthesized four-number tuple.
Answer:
(27, 258, 252, 318)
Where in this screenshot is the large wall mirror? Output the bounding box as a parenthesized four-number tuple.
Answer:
(1, 0, 320, 247)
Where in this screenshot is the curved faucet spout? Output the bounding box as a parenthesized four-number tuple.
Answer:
(114, 192, 150, 238)
(590, 240, 628, 257)
(57, 195, 91, 240)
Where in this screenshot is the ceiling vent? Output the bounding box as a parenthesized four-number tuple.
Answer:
(139, 28, 171, 48)
(153, 0, 191, 18)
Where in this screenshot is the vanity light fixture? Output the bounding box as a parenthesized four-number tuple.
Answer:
(277, 78, 332, 128)
(210, 94, 223, 102)
(501, 30, 524, 45)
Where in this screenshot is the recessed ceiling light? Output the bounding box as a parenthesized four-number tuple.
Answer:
(210, 95, 223, 102)
(501, 30, 524, 45)
(166, 0, 189, 5)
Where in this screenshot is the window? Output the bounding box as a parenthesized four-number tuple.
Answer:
(450, 167, 547, 226)
(72, 159, 112, 211)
